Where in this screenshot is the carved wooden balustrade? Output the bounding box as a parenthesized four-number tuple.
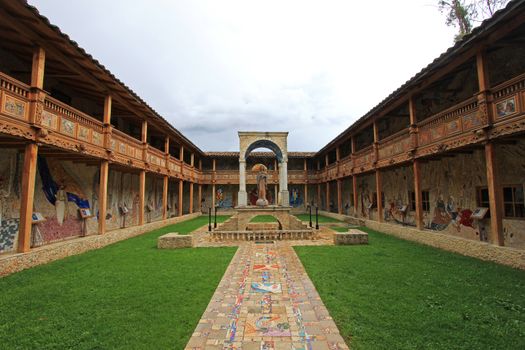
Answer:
(0, 72, 200, 182)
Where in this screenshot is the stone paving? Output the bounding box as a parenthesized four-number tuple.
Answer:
(185, 233, 349, 349)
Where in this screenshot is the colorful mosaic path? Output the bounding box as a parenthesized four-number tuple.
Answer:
(185, 241, 349, 349)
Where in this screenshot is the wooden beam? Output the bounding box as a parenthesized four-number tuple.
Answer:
(98, 160, 109, 234)
(353, 175, 358, 216)
(162, 175, 168, 220)
(141, 120, 147, 144)
(376, 169, 383, 222)
(139, 170, 145, 225)
(485, 142, 504, 246)
(326, 182, 330, 211)
(18, 143, 38, 253)
(337, 179, 342, 215)
(31, 46, 45, 89)
(103, 95, 112, 125)
(413, 160, 424, 230)
(189, 182, 194, 214)
(178, 180, 184, 217)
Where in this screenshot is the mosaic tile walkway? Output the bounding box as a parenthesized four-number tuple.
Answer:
(185, 240, 349, 350)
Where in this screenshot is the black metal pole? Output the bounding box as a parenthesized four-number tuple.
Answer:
(208, 207, 212, 231)
(214, 206, 217, 228)
(309, 205, 312, 228)
(315, 206, 319, 230)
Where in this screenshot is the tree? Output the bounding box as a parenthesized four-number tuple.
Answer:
(438, 0, 510, 42)
(438, 0, 475, 41)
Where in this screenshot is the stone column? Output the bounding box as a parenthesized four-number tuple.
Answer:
(238, 159, 247, 206)
(279, 160, 289, 206)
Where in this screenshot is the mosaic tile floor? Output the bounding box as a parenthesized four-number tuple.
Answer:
(185, 240, 349, 349)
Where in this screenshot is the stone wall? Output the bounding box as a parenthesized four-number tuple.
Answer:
(0, 213, 201, 277)
(363, 219, 525, 270)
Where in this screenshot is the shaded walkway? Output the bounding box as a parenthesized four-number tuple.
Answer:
(186, 240, 348, 349)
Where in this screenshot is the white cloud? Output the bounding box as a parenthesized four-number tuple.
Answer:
(29, 0, 458, 151)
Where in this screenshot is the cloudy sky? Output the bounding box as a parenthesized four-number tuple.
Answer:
(29, 0, 458, 152)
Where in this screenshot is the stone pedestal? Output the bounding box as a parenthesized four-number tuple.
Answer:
(334, 229, 369, 245)
(157, 233, 194, 249)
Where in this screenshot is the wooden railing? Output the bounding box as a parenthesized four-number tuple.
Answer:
(0, 72, 30, 121)
(418, 97, 479, 146)
(491, 72, 525, 123)
(378, 129, 410, 159)
(147, 146, 166, 168)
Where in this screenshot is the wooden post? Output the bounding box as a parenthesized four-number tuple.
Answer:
(164, 136, 170, 154)
(212, 184, 216, 208)
(17, 143, 38, 253)
(317, 183, 321, 207)
(325, 154, 329, 167)
(326, 182, 330, 211)
(304, 184, 308, 206)
(98, 160, 109, 234)
(139, 170, 146, 225)
(198, 184, 202, 213)
(178, 180, 184, 217)
(31, 47, 45, 89)
(141, 120, 148, 143)
(476, 50, 489, 92)
(103, 96, 112, 125)
(413, 160, 424, 230)
(189, 182, 194, 214)
(190, 153, 195, 167)
(162, 175, 168, 220)
(353, 175, 358, 216)
(337, 179, 343, 215)
(485, 142, 504, 246)
(376, 169, 383, 222)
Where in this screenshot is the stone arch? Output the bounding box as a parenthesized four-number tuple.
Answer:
(244, 139, 283, 163)
(238, 132, 289, 207)
(245, 214, 283, 231)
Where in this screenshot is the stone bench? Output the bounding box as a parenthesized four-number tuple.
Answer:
(157, 233, 194, 249)
(334, 229, 368, 245)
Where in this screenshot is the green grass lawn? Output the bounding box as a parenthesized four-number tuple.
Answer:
(330, 226, 348, 232)
(250, 215, 279, 222)
(294, 213, 342, 223)
(0, 216, 235, 349)
(295, 227, 525, 350)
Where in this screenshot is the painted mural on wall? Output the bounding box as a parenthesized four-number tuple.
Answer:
(289, 186, 303, 207)
(32, 157, 92, 245)
(382, 166, 416, 226)
(357, 175, 376, 220)
(216, 187, 233, 208)
(0, 150, 21, 253)
(420, 152, 487, 242)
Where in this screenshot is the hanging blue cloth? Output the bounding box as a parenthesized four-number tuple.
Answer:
(37, 156, 90, 209)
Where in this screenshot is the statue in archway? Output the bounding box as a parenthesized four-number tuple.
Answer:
(253, 164, 268, 206)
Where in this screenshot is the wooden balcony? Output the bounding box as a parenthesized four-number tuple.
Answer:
(0, 72, 200, 182)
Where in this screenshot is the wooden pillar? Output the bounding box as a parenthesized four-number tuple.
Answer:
(337, 179, 343, 214)
(139, 170, 146, 225)
(413, 160, 424, 230)
(353, 175, 358, 216)
(317, 183, 321, 207)
(31, 47, 45, 89)
(485, 142, 504, 246)
(326, 182, 330, 211)
(178, 180, 184, 217)
(212, 184, 216, 208)
(325, 154, 329, 167)
(17, 143, 38, 253)
(189, 182, 194, 214)
(179, 146, 184, 163)
(304, 184, 308, 206)
(97, 160, 109, 234)
(375, 169, 383, 222)
(190, 153, 195, 167)
(162, 175, 168, 220)
(198, 184, 202, 213)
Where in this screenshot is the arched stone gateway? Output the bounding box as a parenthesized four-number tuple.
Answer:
(238, 132, 289, 207)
